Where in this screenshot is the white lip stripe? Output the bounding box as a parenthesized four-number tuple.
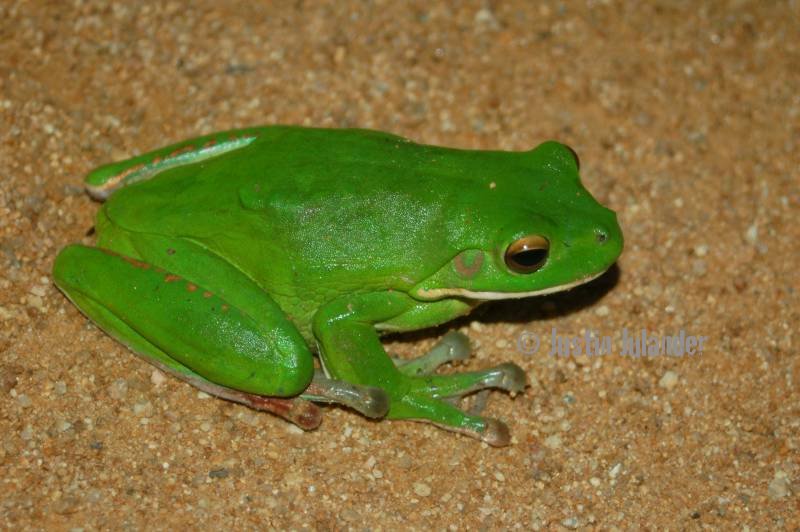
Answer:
(415, 269, 608, 301)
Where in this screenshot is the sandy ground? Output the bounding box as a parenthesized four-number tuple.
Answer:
(1, 1, 798, 529)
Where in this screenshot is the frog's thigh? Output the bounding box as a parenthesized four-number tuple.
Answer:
(52, 272, 321, 428)
(53, 244, 313, 398)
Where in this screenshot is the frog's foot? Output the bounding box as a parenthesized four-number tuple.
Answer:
(302, 370, 389, 419)
(392, 331, 472, 376)
(390, 362, 528, 446)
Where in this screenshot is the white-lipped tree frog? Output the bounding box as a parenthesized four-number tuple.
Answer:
(53, 126, 623, 446)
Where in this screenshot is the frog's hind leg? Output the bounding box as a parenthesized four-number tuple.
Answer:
(54, 242, 390, 428)
(53, 259, 322, 429)
(85, 128, 262, 200)
(53, 244, 323, 423)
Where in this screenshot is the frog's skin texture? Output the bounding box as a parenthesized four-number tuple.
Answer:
(53, 126, 623, 446)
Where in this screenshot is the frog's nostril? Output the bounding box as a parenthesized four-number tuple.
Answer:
(595, 229, 608, 244)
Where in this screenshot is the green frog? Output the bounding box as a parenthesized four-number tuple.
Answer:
(53, 126, 623, 446)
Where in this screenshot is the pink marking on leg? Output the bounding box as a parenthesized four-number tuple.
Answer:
(122, 256, 151, 269)
(247, 395, 322, 430)
(168, 145, 196, 158)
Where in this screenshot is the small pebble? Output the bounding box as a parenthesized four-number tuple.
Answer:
(744, 224, 758, 244)
(659, 371, 679, 390)
(595, 305, 610, 317)
(16, 394, 32, 408)
(768, 471, 791, 500)
(413, 482, 432, 497)
(132, 401, 153, 416)
(470, 321, 485, 332)
(561, 517, 579, 529)
(209, 468, 229, 479)
(692, 259, 707, 275)
(397, 455, 413, 469)
(474, 8, 499, 30)
(27, 294, 46, 313)
(30, 284, 47, 297)
(108, 379, 128, 400)
(544, 435, 562, 449)
(150, 370, 167, 386)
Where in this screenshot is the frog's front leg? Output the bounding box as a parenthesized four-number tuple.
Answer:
(313, 292, 527, 446)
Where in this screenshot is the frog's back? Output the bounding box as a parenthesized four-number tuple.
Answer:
(101, 126, 516, 239)
(98, 128, 503, 296)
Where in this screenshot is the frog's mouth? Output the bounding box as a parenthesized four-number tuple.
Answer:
(414, 269, 608, 301)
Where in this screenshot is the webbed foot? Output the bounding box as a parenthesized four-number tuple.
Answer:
(390, 335, 528, 446)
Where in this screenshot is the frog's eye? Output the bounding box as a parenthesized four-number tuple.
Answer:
(565, 145, 580, 170)
(504, 235, 549, 274)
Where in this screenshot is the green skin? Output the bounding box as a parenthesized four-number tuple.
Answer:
(53, 126, 623, 446)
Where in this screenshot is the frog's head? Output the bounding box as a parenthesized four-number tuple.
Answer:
(411, 141, 623, 301)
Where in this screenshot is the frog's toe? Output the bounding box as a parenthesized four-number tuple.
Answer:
(489, 362, 527, 395)
(360, 386, 391, 418)
(391, 386, 518, 446)
(480, 418, 511, 447)
(413, 361, 528, 400)
(395, 331, 472, 376)
(303, 373, 390, 419)
(465, 362, 527, 396)
(438, 330, 472, 361)
(433, 416, 511, 447)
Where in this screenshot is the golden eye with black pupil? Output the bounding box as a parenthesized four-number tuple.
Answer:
(565, 145, 580, 170)
(505, 235, 549, 274)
